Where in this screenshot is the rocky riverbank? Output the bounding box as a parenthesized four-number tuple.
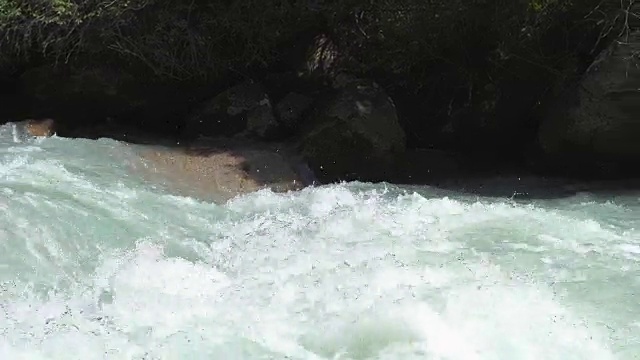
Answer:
(3, 2, 640, 188)
(11, 116, 640, 203)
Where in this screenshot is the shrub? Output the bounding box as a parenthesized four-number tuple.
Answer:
(0, 0, 623, 81)
(0, 0, 148, 66)
(0, 0, 631, 150)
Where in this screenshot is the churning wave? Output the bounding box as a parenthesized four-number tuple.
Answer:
(0, 122, 638, 359)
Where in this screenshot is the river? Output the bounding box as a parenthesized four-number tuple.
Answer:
(0, 122, 639, 359)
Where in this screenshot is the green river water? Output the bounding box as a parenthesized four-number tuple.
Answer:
(0, 122, 639, 359)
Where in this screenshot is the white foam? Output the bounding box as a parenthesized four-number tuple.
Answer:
(0, 129, 637, 359)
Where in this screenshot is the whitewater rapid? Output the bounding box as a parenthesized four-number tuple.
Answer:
(0, 123, 639, 359)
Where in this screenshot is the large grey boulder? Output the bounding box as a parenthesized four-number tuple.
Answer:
(299, 77, 406, 182)
(275, 92, 314, 129)
(536, 30, 640, 176)
(183, 81, 279, 140)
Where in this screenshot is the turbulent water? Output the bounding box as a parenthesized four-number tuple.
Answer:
(0, 122, 639, 359)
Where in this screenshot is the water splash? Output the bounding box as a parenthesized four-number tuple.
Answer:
(0, 123, 637, 359)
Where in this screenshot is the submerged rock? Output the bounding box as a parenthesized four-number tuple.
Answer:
(137, 138, 316, 203)
(536, 30, 640, 177)
(24, 118, 56, 137)
(299, 77, 406, 182)
(12, 118, 57, 140)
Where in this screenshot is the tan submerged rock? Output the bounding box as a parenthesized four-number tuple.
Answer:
(136, 138, 316, 203)
(23, 118, 56, 137)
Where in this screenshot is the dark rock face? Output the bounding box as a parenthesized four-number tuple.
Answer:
(11, 64, 198, 137)
(275, 92, 314, 129)
(536, 30, 640, 177)
(18, 66, 147, 125)
(391, 149, 462, 183)
(176, 75, 413, 184)
(182, 81, 279, 140)
(298, 77, 406, 182)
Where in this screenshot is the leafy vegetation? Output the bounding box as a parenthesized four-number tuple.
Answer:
(0, 0, 632, 148)
(0, 0, 622, 76)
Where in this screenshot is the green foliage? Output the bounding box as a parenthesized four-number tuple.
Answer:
(0, 0, 630, 148)
(291, 0, 621, 151)
(0, 0, 323, 79)
(0, 0, 618, 81)
(0, 0, 150, 67)
(100, 0, 317, 80)
(529, 0, 570, 12)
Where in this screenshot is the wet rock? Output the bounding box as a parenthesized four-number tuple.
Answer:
(9, 118, 57, 142)
(25, 118, 56, 137)
(299, 77, 406, 182)
(14, 118, 56, 138)
(137, 139, 316, 203)
(183, 81, 279, 140)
